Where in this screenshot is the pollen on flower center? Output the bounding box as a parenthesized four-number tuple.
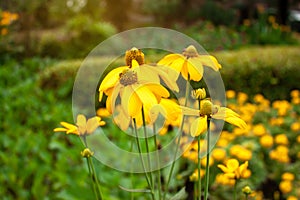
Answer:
(119, 69, 138, 86)
(182, 45, 199, 58)
(200, 99, 219, 116)
(125, 47, 145, 67)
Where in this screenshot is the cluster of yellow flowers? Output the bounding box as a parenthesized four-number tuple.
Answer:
(0, 10, 18, 36)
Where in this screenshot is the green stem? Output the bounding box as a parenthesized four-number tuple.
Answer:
(86, 157, 100, 200)
(88, 156, 103, 200)
(197, 135, 201, 200)
(153, 123, 162, 200)
(197, 98, 202, 200)
(204, 118, 211, 200)
(130, 135, 135, 200)
(141, 106, 153, 186)
(234, 182, 237, 200)
(133, 118, 155, 200)
(163, 77, 190, 200)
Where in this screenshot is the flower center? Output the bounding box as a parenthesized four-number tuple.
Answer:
(119, 69, 138, 86)
(125, 47, 145, 67)
(182, 45, 198, 58)
(200, 99, 219, 116)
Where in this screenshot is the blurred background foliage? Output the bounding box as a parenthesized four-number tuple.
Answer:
(1, 0, 300, 199)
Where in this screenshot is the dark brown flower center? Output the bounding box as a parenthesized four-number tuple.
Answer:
(125, 47, 145, 67)
(119, 69, 138, 86)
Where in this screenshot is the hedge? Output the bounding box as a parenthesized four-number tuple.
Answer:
(39, 46, 300, 101)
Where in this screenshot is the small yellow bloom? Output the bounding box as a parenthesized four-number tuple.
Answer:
(269, 145, 290, 163)
(215, 173, 235, 186)
(290, 90, 299, 98)
(260, 134, 273, 148)
(230, 145, 252, 161)
(252, 124, 267, 136)
(291, 122, 300, 132)
(81, 148, 94, 157)
(201, 156, 214, 167)
(191, 88, 206, 100)
(275, 134, 289, 145)
(242, 186, 252, 195)
(287, 196, 298, 200)
(212, 148, 226, 161)
(226, 90, 236, 99)
(279, 180, 293, 194)
(96, 107, 111, 118)
(158, 45, 221, 81)
(54, 114, 105, 136)
(297, 135, 300, 143)
(189, 169, 205, 182)
(237, 92, 248, 105)
(282, 172, 295, 181)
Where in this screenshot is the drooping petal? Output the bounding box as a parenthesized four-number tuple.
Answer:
(53, 127, 68, 132)
(225, 116, 248, 129)
(198, 55, 222, 71)
(136, 65, 160, 84)
(122, 85, 142, 117)
(157, 54, 182, 66)
(106, 83, 121, 114)
(181, 60, 189, 80)
(86, 117, 100, 134)
(190, 116, 207, 137)
(170, 57, 185, 74)
(99, 66, 128, 94)
(60, 122, 77, 130)
(149, 104, 167, 123)
(134, 85, 158, 112)
(188, 57, 204, 81)
(76, 114, 87, 134)
(145, 83, 170, 99)
(217, 164, 231, 173)
(159, 98, 181, 121)
(113, 105, 131, 131)
(180, 106, 199, 116)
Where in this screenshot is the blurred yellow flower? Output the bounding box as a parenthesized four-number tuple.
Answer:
(201, 156, 214, 167)
(191, 88, 206, 100)
(226, 90, 236, 99)
(252, 124, 267, 136)
(291, 90, 299, 98)
(275, 134, 289, 145)
(1, 28, 8, 35)
(54, 114, 105, 136)
(259, 134, 273, 148)
(291, 122, 300, 132)
(282, 172, 295, 181)
(81, 148, 94, 157)
(229, 145, 252, 161)
(0, 11, 19, 26)
(272, 100, 291, 116)
(211, 148, 226, 161)
(215, 173, 235, 186)
(297, 135, 300, 143)
(242, 186, 252, 195)
(279, 180, 293, 194)
(269, 145, 290, 163)
(189, 168, 205, 182)
(96, 107, 111, 118)
(287, 196, 298, 200)
(217, 159, 251, 180)
(237, 92, 248, 105)
(158, 45, 221, 81)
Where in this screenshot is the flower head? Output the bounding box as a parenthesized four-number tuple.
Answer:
(217, 159, 251, 180)
(54, 114, 105, 136)
(181, 98, 247, 137)
(158, 45, 221, 81)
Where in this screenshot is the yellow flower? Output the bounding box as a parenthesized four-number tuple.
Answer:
(99, 48, 179, 121)
(181, 99, 247, 137)
(287, 196, 298, 200)
(269, 145, 290, 163)
(217, 159, 250, 180)
(291, 90, 299, 98)
(81, 148, 94, 157)
(259, 134, 273, 148)
(189, 169, 205, 182)
(237, 92, 248, 105)
(242, 186, 252, 195)
(191, 88, 206, 100)
(96, 107, 111, 118)
(201, 155, 214, 167)
(297, 135, 300, 143)
(274, 134, 289, 145)
(279, 180, 293, 194)
(282, 172, 295, 181)
(291, 122, 300, 132)
(229, 145, 252, 161)
(54, 114, 105, 136)
(252, 124, 267, 136)
(158, 45, 221, 81)
(215, 173, 235, 186)
(211, 148, 226, 161)
(226, 90, 236, 99)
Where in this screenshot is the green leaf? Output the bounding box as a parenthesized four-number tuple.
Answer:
(170, 187, 188, 200)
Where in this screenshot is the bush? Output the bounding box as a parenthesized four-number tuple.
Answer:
(40, 46, 300, 101)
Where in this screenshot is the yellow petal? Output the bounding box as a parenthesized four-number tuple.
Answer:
(190, 117, 207, 137)
(217, 164, 231, 173)
(134, 85, 158, 111)
(76, 114, 87, 134)
(53, 127, 68, 132)
(226, 159, 239, 171)
(122, 85, 142, 117)
(225, 116, 247, 129)
(99, 66, 128, 92)
(145, 83, 170, 99)
(157, 54, 182, 66)
(188, 57, 204, 81)
(198, 55, 222, 71)
(86, 117, 100, 134)
(180, 106, 199, 116)
(136, 65, 160, 84)
(180, 60, 189, 80)
(60, 122, 77, 130)
(160, 99, 181, 121)
(149, 104, 167, 123)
